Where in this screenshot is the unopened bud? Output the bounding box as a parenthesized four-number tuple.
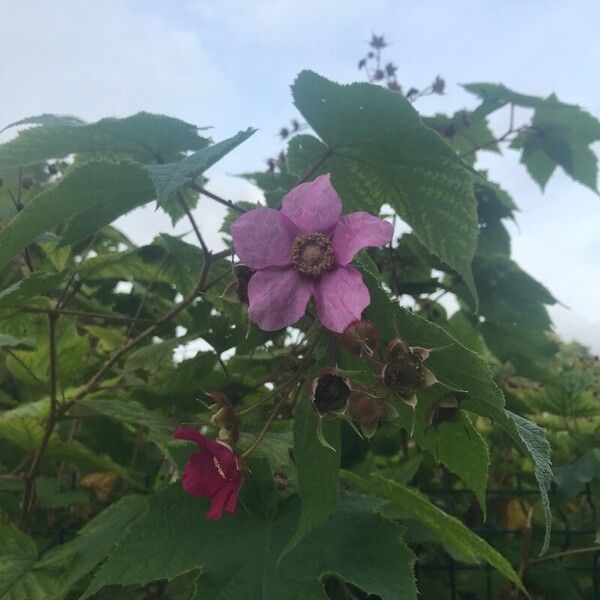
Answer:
(432, 75, 445, 95)
(20, 174, 35, 189)
(340, 320, 379, 357)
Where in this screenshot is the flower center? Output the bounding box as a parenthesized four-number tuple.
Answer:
(291, 232, 335, 277)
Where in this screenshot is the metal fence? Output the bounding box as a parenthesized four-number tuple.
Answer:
(415, 479, 599, 599)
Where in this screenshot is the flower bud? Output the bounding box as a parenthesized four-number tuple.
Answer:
(340, 320, 379, 357)
(20, 174, 35, 189)
(432, 75, 445, 95)
(206, 391, 239, 446)
(311, 371, 351, 416)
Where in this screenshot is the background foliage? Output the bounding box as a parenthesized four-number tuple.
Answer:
(0, 36, 599, 599)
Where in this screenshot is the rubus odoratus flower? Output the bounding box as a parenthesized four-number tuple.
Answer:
(230, 174, 393, 332)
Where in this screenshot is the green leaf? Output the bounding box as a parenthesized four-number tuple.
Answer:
(83, 485, 416, 600)
(554, 449, 600, 499)
(347, 473, 526, 595)
(283, 395, 341, 556)
(0, 401, 130, 478)
(0, 495, 147, 600)
(356, 254, 553, 550)
(463, 82, 545, 117)
(506, 410, 552, 555)
(0, 112, 209, 167)
(291, 70, 480, 303)
(423, 111, 500, 165)
(0, 113, 85, 134)
(0, 522, 60, 599)
(146, 128, 255, 204)
(397, 386, 490, 514)
(0, 334, 36, 351)
(473, 254, 557, 378)
(357, 254, 506, 421)
(79, 398, 173, 459)
(0, 160, 154, 270)
(511, 99, 600, 192)
(0, 272, 64, 309)
(35, 476, 90, 508)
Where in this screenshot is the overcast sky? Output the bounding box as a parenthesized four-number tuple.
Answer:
(1, 0, 598, 350)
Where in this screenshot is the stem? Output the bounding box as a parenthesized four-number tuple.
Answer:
(189, 182, 246, 214)
(177, 192, 209, 255)
(241, 332, 320, 458)
(297, 148, 333, 184)
(528, 545, 600, 565)
(19, 306, 155, 324)
(125, 255, 167, 339)
(69, 257, 212, 404)
(20, 313, 59, 529)
(57, 232, 99, 309)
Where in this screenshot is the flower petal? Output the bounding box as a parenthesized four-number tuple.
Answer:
(173, 427, 205, 447)
(313, 266, 370, 333)
(281, 173, 342, 233)
(230, 208, 296, 269)
(182, 452, 224, 498)
(331, 212, 394, 265)
(207, 486, 233, 520)
(247, 267, 312, 331)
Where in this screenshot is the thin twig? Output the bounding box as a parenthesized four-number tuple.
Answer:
(177, 192, 209, 254)
(241, 332, 321, 458)
(18, 306, 154, 325)
(125, 255, 168, 339)
(528, 545, 600, 565)
(57, 232, 99, 309)
(189, 182, 246, 214)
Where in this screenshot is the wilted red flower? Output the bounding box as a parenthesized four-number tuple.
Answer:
(173, 427, 242, 520)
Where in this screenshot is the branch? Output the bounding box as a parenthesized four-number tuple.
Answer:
(241, 331, 321, 458)
(189, 182, 246, 214)
(18, 306, 155, 324)
(177, 192, 209, 254)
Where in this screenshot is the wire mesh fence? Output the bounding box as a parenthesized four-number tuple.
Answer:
(415, 478, 599, 599)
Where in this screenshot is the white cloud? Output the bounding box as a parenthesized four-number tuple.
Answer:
(0, 0, 598, 350)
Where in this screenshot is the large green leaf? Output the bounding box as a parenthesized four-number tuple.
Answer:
(0, 401, 129, 478)
(83, 485, 416, 600)
(0, 273, 64, 309)
(0, 523, 60, 600)
(506, 410, 553, 555)
(0, 334, 36, 351)
(398, 386, 490, 514)
(0, 160, 155, 270)
(473, 254, 557, 378)
(146, 128, 255, 203)
(291, 71, 479, 303)
(0, 495, 147, 600)
(346, 473, 526, 595)
(79, 398, 173, 458)
(0, 113, 85, 134)
(511, 100, 600, 192)
(357, 254, 553, 551)
(283, 395, 341, 556)
(0, 112, 209, 167)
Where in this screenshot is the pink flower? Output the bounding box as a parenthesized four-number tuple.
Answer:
(230, 174, 393, 332)
(173, 427, 243, 520)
